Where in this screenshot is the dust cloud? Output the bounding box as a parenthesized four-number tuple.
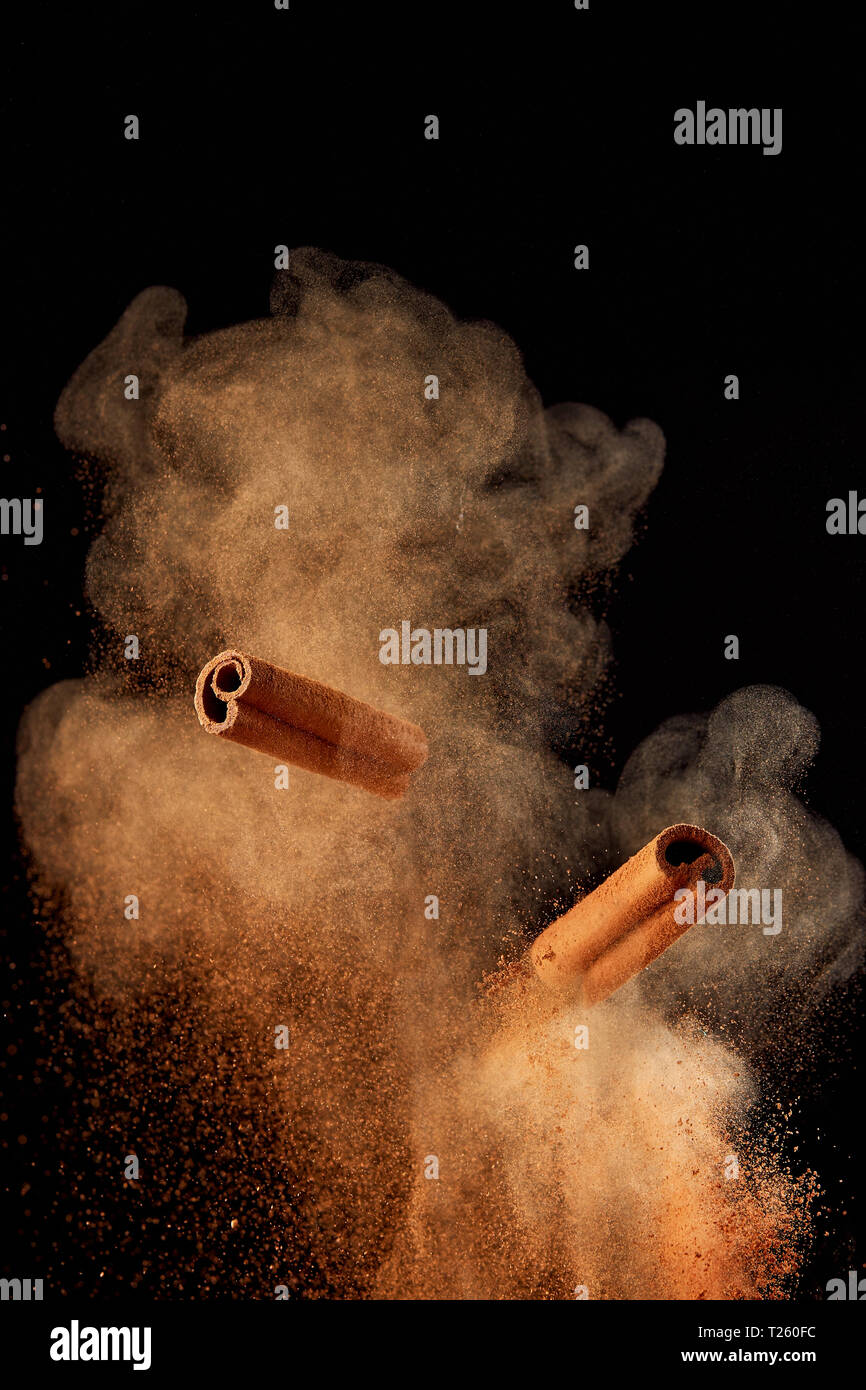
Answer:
(15, 249, 854, 1297)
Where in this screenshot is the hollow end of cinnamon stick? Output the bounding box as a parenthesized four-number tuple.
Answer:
(195, 652, 248, 734)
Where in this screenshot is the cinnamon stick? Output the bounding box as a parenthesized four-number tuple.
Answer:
(529, 824, 735, 1005)
(194, 649, 428, 799)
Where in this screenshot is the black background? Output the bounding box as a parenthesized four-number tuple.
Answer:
(1, 1, 863, 1308)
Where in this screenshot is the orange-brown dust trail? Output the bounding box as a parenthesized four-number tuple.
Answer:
(14, 250, 860, 1297)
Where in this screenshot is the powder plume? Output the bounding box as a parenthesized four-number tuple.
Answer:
(15, 248, 851, 1297)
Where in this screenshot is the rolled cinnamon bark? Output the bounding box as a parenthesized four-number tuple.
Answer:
(530, 824, 735, 1005)
(194, 649, 428, 799)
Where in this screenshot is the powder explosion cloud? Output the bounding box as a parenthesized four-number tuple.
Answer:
(15, 248, 862, 1298)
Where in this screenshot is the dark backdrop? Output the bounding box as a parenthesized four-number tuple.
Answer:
(1, 2, 862, 1298)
